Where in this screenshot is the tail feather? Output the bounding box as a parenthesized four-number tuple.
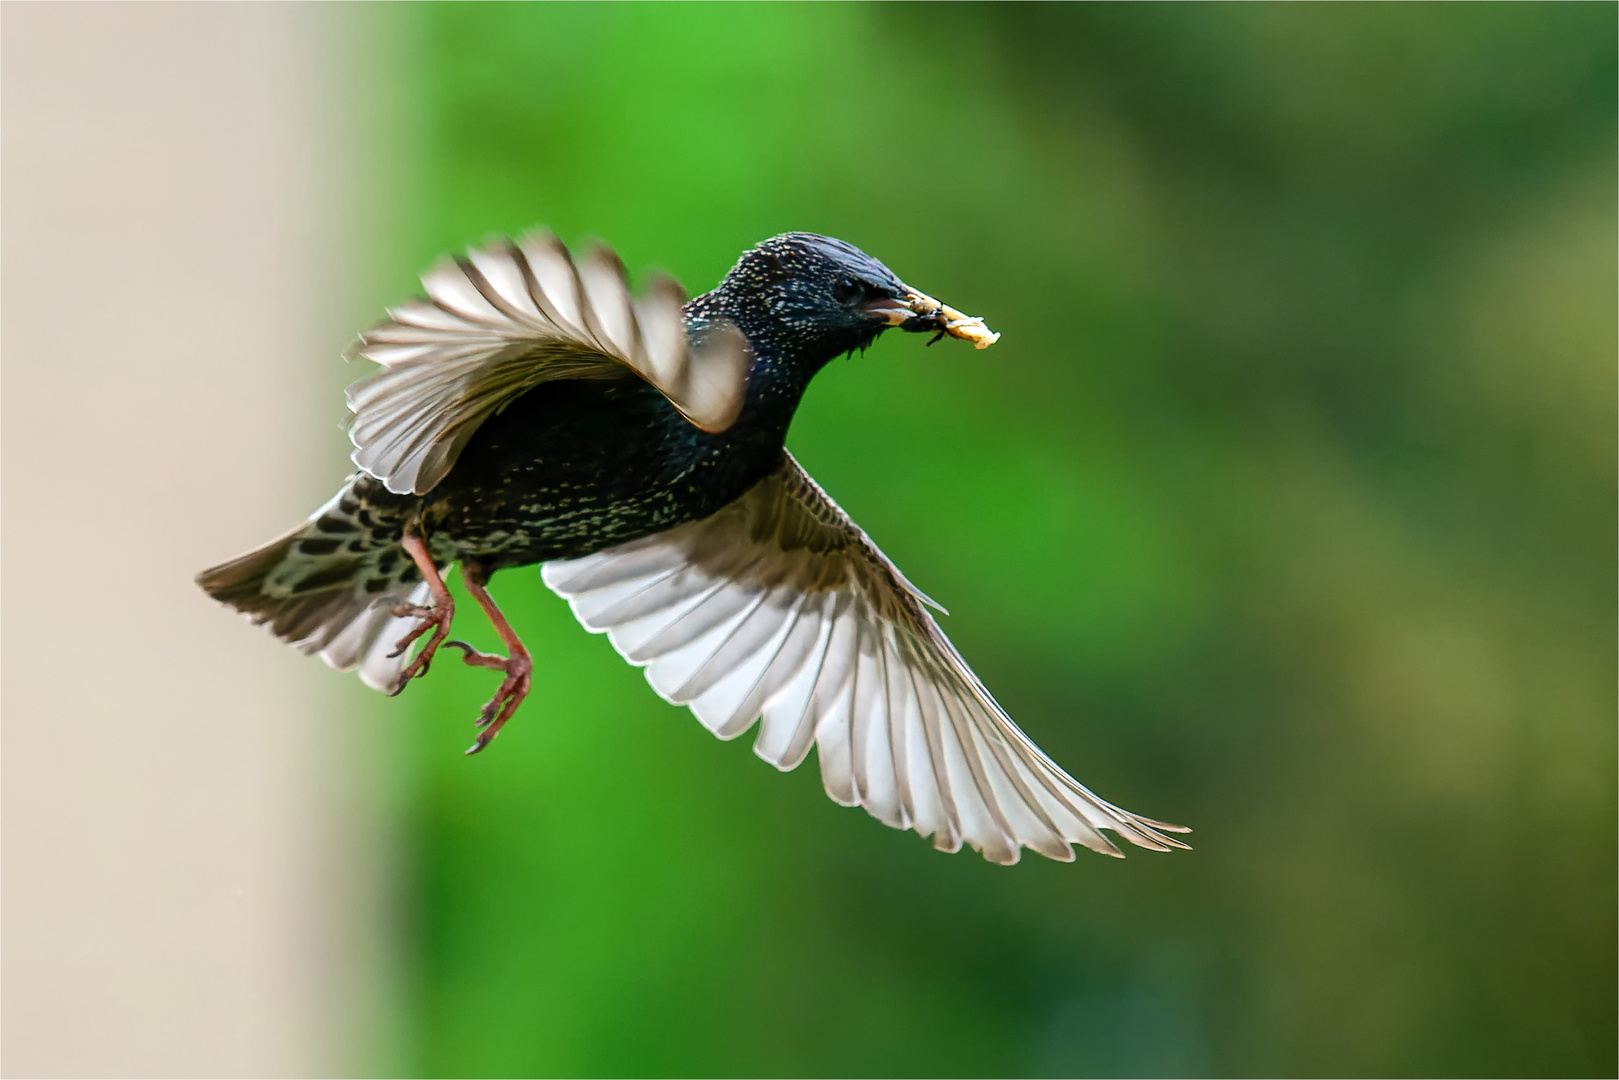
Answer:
(196, 481, 424, 692)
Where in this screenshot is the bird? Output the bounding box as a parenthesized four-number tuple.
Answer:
(197, 230, 1189, 864)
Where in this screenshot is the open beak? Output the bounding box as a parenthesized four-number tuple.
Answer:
(865, 288, 1000, 349)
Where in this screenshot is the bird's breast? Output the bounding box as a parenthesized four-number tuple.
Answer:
(419, 376, 787, 568)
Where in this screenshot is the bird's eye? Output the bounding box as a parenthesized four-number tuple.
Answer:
(832, 277, 863, 305)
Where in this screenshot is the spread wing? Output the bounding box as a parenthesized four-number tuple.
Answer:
(346, 232, 751, 495)
(541, 454, 1190, 864)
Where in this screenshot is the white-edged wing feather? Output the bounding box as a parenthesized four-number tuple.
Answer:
(541, 453, 1190, 864)
(346, 232, 751, 495)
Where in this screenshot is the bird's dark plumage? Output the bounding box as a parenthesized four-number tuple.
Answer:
(197, 231, 1187, 863)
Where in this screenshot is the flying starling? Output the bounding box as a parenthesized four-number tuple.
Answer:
(197, 231, 1189, 864)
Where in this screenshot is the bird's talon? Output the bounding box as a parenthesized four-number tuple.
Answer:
(385, 583, 454, 690)
(446, 640, 513, 672)
(457, 654, 532, 742)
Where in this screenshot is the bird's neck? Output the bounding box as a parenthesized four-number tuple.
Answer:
(684, 290, 840, 445)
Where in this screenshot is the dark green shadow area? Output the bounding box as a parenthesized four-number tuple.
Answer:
(391, 4, 1616, 1076)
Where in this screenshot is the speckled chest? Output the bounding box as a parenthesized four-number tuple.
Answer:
(415, 376, 789, 570)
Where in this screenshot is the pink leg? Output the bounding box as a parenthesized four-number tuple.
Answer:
(387, 532, 455, 695)
(444, 560, 533, 755)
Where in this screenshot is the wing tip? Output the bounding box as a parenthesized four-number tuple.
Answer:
(1137, 816, 1194, 835)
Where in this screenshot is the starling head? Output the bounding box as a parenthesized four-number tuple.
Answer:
(710, 232, 999, 365)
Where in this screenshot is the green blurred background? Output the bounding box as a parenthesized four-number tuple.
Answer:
(377, 4, 1615, 1076)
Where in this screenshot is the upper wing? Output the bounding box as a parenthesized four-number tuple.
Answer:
(346, 232, 751, 495)
(541, 454, 1190, 864)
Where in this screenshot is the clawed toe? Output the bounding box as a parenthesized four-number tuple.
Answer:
(457, 648, 532, 755)
(445, 639, 508, 671)
(386, 605, 433, 661)
(387, 534, 457, 695)
(387, 601, 454, 692)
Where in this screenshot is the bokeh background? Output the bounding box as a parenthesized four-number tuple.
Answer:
(4, 4, 1613, 1078)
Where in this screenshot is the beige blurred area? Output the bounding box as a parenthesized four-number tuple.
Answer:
(3, 4, 405, 1075)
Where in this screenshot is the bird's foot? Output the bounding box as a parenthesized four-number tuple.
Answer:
(445, 640, 532, 755)
(386, 596, 454, 694)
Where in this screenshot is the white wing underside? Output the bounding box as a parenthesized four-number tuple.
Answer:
(542, 455, 1189, 864)
(346, 232, 750, 495)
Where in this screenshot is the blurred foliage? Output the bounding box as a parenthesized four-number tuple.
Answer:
(382, 4, 1615, 1076)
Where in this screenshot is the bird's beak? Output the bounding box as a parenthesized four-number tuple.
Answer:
(865, 289, 1000, 349)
